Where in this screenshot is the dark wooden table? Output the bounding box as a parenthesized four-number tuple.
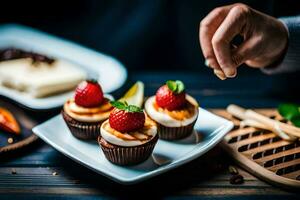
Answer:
(1, 69, 299, 199)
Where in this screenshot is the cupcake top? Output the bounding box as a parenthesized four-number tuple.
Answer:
(145, 80, 198, 127)
(63, 80, 113, 122)
(100, 101, 157, 147)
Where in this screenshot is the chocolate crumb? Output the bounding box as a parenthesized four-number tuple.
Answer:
(230, 174, 244, 184)
(11, 168, 17, 175)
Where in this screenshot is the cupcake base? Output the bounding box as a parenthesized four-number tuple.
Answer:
(157, 120, 196, 140)
(98, 134, 158, 166)
(62, 110, 103, 140)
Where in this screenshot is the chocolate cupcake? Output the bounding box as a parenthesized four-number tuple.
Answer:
(145, 80, 198, 140)
(99, 101, 158, 165)
(62, 80, 113, 140)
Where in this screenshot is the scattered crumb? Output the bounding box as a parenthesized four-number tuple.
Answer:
(228, 165, 239, 175)
(7, 138, 14, 144)
(11, 168, 17, 175)
(52, 172, 58, 176)
(230, 174, 244, 184)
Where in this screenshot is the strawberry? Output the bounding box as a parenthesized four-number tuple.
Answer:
(0, 107, 20, 135)
(109, 101, 145, 132)
(74, 80, 104, 108)
(155, 80, 186, 110)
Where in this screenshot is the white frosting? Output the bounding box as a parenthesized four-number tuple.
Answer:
(144, 95, 198, 127)
(100, 120, 157, 147)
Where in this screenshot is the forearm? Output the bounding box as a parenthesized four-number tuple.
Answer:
(262, 16, 300, 74)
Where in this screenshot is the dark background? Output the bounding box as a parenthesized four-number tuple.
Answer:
(0, 0, 300, 105)
(0, 0, 299, 70)
(1, 2, 300, 199)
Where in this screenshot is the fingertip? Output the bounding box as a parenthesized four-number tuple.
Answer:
(230, 69, 237, 78)
(214, 69, 227, 80)
(223, 67, 237, 78)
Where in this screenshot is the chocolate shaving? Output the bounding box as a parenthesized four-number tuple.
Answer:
(230, 174, 244, 184)
(0, 48, 55, 64)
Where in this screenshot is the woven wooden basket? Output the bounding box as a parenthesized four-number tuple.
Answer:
(213, 109, 300, 189)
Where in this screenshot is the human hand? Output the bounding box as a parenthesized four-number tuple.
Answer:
(199, 3, 288, 79)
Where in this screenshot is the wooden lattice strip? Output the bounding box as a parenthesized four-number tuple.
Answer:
(212, 108, 300, 188)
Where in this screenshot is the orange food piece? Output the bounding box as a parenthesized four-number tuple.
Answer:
(0, 107, 20, 135)
(105, 124, 136, 140)
(153, 101, 196, 121)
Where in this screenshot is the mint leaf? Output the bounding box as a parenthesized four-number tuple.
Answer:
(176, 80, 185, 93)
(126, 105, 143, 113)
(278, 103, 300, 127)
(110, 101, 143, 113)
(291, 115, 300, 127)
(87, 79, 98, 84)
(110, 101, 127, 110)
(278, 103, 300, 120)
(166, 80, 185, 94)
(166, 80, 177, 92)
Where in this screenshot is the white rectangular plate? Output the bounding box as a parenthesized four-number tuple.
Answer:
(33, 108, 233, 184)
(0, 24, 127, 110)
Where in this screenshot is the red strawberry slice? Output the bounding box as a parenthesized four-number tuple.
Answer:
(0, 107, 20, 135)
(155, 80, 186, 110)
(75, 80, 104, 108)
(109, 101, 145, 133)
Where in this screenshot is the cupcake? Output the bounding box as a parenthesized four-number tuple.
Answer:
(145, 80, 198, 140)
(99, 101, 158, 165)
(62, 80, 113, 140)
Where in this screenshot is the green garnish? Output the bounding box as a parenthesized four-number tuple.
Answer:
(110, 101, 143, 113)
(87, 79, 98, 84)
(278, 103, 300, 127)
(291, 115, 300, 127)
(166, 80, 185, 94)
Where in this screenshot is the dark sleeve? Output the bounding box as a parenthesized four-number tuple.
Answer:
(262, 16, 300, 74)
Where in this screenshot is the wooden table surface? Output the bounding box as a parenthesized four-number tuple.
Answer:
(1, 69, 300, 199)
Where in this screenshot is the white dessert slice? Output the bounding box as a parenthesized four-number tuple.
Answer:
(0, 58, 87, 98)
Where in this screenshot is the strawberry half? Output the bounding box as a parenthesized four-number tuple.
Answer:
(75, 80, 104, 108)
(0, 107, 20, 135)
(155, 80, 186, 111)
(109, 101, 145, 133)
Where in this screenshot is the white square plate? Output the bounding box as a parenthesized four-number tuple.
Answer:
(0, 24, 127, 110)
(33, 108, 233, 184)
